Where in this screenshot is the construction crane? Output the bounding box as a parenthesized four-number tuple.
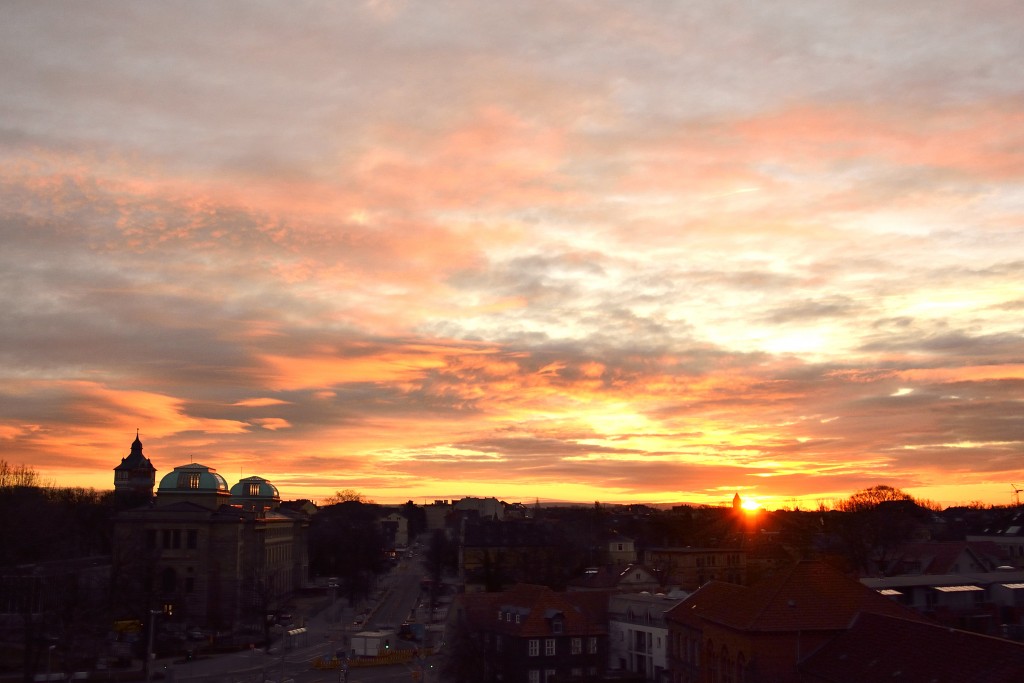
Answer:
(1012, 484, 1023, 507)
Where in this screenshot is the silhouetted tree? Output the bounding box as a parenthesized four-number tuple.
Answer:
(830, 485, 930, 575)
(308, 501, 386, 603)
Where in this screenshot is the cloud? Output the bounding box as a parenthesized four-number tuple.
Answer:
(1, 1, 1023, 507)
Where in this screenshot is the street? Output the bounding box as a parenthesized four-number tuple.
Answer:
(166, 548, 442, 683)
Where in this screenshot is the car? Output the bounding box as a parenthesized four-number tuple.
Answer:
(327, 577, 339, 588)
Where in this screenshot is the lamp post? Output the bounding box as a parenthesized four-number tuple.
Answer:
(46, 644, 55, 681)
(145, 609, 161, 682)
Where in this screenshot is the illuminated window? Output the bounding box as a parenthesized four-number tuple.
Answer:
(249, 483, 260, 496)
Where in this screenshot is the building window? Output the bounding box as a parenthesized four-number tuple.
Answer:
(571, 637, 582, 654)
(545, 638, 556, 656)
(552, 618, 563, 633)
(544, 669, 555, 682)
(528, 671, 540, 683)
(515, 613, 521, 624)
(178, 472, 202, 489)
(186, 529, 197, 549)
(249, 482, 260, 496)
(160, 567, 176, 593)
(587, 637, 598, 654)
(529, 639, 539, 657)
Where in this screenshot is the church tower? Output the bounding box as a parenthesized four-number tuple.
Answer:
(113, 431, 156, 503)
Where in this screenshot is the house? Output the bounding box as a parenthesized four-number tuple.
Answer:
(606, 534, 638, 566)
(862, 568, 1024, 635)
(459, 518, 565, 592)
(876, 540, 1002, 576)
(568, 564, 663, 594)
(967, 509, 1024, 568)
(643, 547, 746, 591)
(447, 583, 608, 683)
(380, 509, 409, 552)
(665, 560, 930, 683)
(454, 496, 505, 521)
(607, 592, 686, 682)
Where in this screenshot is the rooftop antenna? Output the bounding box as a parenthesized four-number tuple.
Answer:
(1012, 484, 1023, 507)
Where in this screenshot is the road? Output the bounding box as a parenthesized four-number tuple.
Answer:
(167, 549, 441, 683)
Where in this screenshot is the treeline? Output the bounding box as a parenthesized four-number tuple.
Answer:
(0, 461, 116, 567)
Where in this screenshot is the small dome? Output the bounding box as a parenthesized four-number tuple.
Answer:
(157, 463, 229, 493)
(230, 475, 280, 501)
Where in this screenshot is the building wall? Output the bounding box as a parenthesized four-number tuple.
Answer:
(644, 549, 746, 590)
(113, 507, 306, 632)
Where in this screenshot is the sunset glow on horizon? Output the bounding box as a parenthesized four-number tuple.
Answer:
(2, 2, 1023, 510)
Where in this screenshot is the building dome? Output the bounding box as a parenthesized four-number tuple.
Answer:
(230, 475, 280, 502)
(157, 463, 229, 493)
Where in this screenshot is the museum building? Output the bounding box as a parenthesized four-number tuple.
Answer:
(112, 436, 309, 633)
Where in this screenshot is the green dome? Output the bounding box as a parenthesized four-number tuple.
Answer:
(157, 463, 229, 493)
(230, 475, 280, 501)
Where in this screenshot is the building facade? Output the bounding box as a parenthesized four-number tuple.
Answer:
(112, 443, 308, 640)
(607, 592, 685, 682)
(643, 548, 746, 591)
(449, 583, 608, 683)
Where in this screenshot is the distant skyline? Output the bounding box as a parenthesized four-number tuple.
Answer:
(2, 1, 1023, 509)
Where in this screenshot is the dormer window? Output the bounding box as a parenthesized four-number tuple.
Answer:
(515, 613, 521, 624)
(552, 618, 564, 634)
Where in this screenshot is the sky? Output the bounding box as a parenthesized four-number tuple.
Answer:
(2, 1, 1023, 509)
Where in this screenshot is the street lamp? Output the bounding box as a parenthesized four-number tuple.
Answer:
(145, 609, 161, 683)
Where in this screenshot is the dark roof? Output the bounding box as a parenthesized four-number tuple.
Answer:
(885, 541, 1000, 575)
(800, 612, 1024, 683)
(667, 560, 928, 632)
(114, 434, 156, 472)
(567, 564, 661, 590)
(455, 583, 608, 638)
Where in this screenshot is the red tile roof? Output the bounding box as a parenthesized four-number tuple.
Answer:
(800, 611, 1024, 683)
(667, 560, 928, 632)
(455, 583, 608, 638)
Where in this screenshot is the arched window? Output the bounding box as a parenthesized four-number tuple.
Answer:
(736, 652, 747, 683)
(705, 639, 717, 683)
(721, 644, 733, 683)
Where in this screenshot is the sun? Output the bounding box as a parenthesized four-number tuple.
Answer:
(741, 497, 762, 512)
